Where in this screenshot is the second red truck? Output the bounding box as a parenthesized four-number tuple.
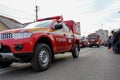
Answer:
(88, 33, 100, 47)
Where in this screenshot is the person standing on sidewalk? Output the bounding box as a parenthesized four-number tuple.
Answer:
(110, 31, 114, 51)
(110, 30, 116, 51)
(113, 29, 120, 54)
(107, 36, 112, 49)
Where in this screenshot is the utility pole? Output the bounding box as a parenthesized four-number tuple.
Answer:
(35, 0, 39, 21)
(35, 5, 39, 21)
(101, 24, 103, 30)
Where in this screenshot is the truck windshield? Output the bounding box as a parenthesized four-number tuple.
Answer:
(25, 20, 54, 28)
(88, 35, 97, 39)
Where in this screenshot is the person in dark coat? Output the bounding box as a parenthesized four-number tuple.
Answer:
(110, 30, 115, 51)
(107, 36, 112, 49)
(113, 29, 120, 54)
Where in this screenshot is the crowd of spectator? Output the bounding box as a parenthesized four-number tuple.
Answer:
(107, 29, 120, 54)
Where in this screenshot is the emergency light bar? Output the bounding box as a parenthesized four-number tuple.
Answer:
(37, 16, 63, 22)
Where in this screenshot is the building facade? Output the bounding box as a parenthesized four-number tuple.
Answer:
(0, 21, 8, 31)
(0, 15, 23, 31)
(96, 29, 108, 44)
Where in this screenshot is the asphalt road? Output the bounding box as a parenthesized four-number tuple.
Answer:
(0, 46, 120, 80)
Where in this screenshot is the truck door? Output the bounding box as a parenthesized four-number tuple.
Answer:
(62, 23, 73, 51)
(51, 22, 68, 52)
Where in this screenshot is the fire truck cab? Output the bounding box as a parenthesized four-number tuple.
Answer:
(88, 33, 100, 48)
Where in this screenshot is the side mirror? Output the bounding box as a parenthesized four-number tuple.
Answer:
(53, 24, 63, 30)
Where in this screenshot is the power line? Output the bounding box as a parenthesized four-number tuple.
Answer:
(0, 3, 35, 16)
(0, 3, 36, 23)
(0, 9, 34, 19)
(0, 10, 34, 19)
(0, 12, 34, 22)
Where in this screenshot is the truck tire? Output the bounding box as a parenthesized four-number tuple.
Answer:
(0, 61, 12, 68)
(72, 44, 79, 58)
(31, 43, 52, 72)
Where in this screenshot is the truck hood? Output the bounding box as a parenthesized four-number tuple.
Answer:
(0, 27, 50, 34)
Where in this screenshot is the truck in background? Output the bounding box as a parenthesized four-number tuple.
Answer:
(0, 16, 81, 71)
(81, 36, 88, 48)
(87, 33, 100, 48)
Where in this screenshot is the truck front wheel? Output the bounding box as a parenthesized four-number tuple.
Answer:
(31, 43, 52, 72)
(72, 44, 79, 58)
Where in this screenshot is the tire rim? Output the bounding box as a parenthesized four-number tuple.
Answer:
(39, 48, 49, 67)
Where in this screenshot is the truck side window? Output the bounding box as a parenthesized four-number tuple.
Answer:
(53, 22, 64, 31)
(63, 23, 70, 32)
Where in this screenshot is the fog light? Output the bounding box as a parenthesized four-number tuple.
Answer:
(15, 44, 23, 51)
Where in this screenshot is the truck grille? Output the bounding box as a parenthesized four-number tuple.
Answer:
(0, 33, 13, 40)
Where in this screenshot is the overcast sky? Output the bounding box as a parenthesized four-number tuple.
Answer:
(0, 0, 120, 36)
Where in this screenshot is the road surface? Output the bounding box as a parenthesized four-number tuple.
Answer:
(0, 46, 120, 80)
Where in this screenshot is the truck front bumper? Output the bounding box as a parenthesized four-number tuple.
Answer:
(0, 52, 20, 61)
(0, 52, 33, 62)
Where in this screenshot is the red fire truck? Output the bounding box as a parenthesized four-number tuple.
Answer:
(0, 16, 81, 71)
(88, 33, 100, 48)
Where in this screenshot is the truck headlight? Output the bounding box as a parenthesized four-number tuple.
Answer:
(13, 33, 32, 39)
(96, 42, 99, 44)
(88, 42, 90, 45)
